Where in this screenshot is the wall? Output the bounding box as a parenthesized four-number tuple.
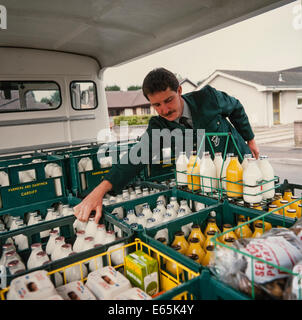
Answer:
(280, 91, 302, 124)
(207, 75, 269, 127)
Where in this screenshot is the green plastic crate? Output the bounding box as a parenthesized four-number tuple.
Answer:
(0, 200, 133, 286)
(154, 269, 250, 300)
(137, 197, 297, 274)
(48, 140, 144, 198)
(0, 153, 68, 212)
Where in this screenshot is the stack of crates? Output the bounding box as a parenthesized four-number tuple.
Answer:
(45, 139, 143, 198)
(0, 152, 68, 212)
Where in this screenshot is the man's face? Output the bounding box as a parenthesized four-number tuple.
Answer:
(147, 86, 183, 121)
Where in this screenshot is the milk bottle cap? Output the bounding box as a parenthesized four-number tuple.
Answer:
(76, 230, 85, 236)
(61, 243, 72, 250)
(210, 211, 216, 217)
(137, 213, 145, 219)
(55, 236, 65, 242)
(244, 154, 253, 158)
(84, 236, 94, 242)
(123, 217, 130, 224)
(7, 259, 20, 268)
(177, 208, 186, 214)
(103, 199, 110, 206)
(2, 243, 14, 250)
(36, 251, 48, 258)
(97, 224, 106, 230)
(31, 243, 42, 249)
(259, 155, 268, 159)
(5, 250, 16, 258)
(215, 152, 222, 156)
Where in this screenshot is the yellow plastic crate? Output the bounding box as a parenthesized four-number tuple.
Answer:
(0, 238, 199, 300)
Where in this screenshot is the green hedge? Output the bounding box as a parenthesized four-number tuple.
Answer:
(113, 115, 153, 126)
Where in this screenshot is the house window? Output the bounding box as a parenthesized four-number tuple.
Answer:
(0, 81, 61, 112)
(141, 107, 151, 115)
(297, 93, 302, 109)
(70, 81, 98, 110)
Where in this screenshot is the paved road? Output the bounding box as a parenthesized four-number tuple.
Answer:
(259, 145, 302, 186)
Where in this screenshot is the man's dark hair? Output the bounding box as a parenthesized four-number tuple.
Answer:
(142, 68, 179, 100)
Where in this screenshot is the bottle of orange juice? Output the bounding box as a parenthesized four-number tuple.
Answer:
(290, 196, 301, 212)
(171, 231, 189, 254)
(272, 193, 283, 207)
(204, 211, 221, 235)
(188, 224, 205, 247)
(286, 208, 297, 219)
(279, 200, 289, 216)
(187, 151, 200, 191)
(166, 245, 183, 277)
(226, 156, 243, 198)
(235, 218, 253, 239)
(283, 189, 293, 202)
(298, 204, 302, 219)
(268, 204, 280, 215)
(201, 245, 215, 266)
(186, 238, 205, 262)
(203, 230, 219, 250)
(252, 222, 265, 238)
(219, 224, 238, 243)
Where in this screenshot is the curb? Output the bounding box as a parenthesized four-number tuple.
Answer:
(270, 158, 302, 166)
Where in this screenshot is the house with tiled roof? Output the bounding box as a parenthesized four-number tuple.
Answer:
(105, 90, 156, 117)
(196, 67, 302, 127)
(179, 78, 197, 94)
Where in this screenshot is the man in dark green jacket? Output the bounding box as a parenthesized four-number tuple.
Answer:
(74, 68, 259, 223)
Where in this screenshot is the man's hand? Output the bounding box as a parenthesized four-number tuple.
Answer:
(247, 138, 260, 159)
(73, 180, 112, 224)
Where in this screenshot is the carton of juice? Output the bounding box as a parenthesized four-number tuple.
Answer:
(124, 250, 159, 296)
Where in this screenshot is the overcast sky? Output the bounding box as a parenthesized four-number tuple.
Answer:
(103, 0, 302, 90)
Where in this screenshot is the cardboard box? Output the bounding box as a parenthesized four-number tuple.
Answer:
(56, 281, 97, 300)
(85, 266, 131, 300)
(7, 270, 57, 300)
(124, 250, 159, 296)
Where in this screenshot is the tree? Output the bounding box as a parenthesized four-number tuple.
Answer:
(127, 85, 142, 91)
(105, 85, 121, 91)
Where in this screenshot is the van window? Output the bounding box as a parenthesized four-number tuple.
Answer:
(70, 81, 98, 110)
(0, 81, 61, 112)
